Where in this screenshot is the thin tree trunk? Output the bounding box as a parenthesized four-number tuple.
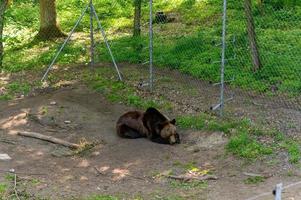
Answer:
(0, 0, 8, 69)
(244, 0, 262, 72)
(37, 0, 65, 40)
(133, 0, 142, 37)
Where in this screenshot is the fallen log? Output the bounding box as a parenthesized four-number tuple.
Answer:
(17, 131, 80, 149)
(243, 172, 272, 179)
(164, 174, 218, 182)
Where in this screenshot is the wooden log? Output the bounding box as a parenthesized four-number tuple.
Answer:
(164, 174, 218, 182)
(17, 131, 80, 149)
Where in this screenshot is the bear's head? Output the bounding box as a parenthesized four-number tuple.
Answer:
(158, 119, 180, 145)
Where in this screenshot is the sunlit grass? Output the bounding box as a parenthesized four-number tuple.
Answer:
(2, 0, 301, 96)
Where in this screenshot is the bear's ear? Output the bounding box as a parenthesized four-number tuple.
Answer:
(170, 119, 176, 125)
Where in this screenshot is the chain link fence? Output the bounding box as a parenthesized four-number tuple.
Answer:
(2, 0, 301, 135)
(145, 0, 301, 136)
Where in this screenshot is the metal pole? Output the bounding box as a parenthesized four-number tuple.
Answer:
(41, 5, 89, 82)
(91, 4, 123, 81)
(219, 0, 227, 116)
(149, 0, 154, 92)
(89, 0, 95, 67)
(275, 183, 282, 200)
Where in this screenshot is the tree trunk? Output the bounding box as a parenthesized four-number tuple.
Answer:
(37, 0, 65, 40)
(133, 0, 142, 37)
(0, 0, 8, 69)
(244, 0, 262, 72)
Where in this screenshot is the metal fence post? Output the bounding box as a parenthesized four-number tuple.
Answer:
(89, 0, 95, 67)
(219, 0, 227, 117)
(149, 0, 154, 92)
(91, 4, 123, 81)
(275, 183, 283, 200)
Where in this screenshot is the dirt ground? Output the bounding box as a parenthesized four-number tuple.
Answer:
(1, 64, 301, 200)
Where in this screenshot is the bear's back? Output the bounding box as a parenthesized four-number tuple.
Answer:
(143, 107, 169, 133)
(117, 110, 148, 136)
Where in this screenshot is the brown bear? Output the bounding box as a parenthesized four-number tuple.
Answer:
(116, 107, 180, 145)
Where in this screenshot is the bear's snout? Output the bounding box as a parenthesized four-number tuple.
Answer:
(169, 133, 180, 144)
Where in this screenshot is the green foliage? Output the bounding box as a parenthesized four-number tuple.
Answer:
(176, 114, 206, 130)
(7, 82, 30, 94)
(273, 131, 300, 164)
(85, 195, 119, 200)
(280, 139, 301, 164)
(2, 0, 301, 96)
(0, 81, 31, 101)
(4, 173, 15, 181)
(244, 176, 265, 184)
(154, 195, 184, 200)
(173, 160, 198, 171)
(176, 113, 251, 135)
(82, 67, 171, 110)
(0, 94, 12, 101)
(226, 132, 273, 159)
(265, 0, 301, 9)
(30, 178, 40, 186)
(286, 142, 300, 164)
(169, 180, 207, 190)
(0, 183, 7, 196)
(177, 113, 290, 160)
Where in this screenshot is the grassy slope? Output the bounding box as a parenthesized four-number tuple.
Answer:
(2, 0, 301, 95)
(1, 2, 301, 197)
(1, 0, 301, 158)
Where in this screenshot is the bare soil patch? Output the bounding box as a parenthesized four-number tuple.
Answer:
(0, 64, 301, 199)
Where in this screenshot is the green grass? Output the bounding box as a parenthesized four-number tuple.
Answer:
(176, 113, 300, 162)
(3, 1, 301, 96)
(76, 57, 299, 164)
(176, 113, 251, 135)
(154, 195, 184, 200)
(226, 132, 273, 159)
(4, 173, 15, 181)
(7, 82, 31, 94)
(173, 161, 198, 171)
(81, 67, 171, 110)
(83, 194, 185, 200)
(244, 176, 265, 184)
(169, 180, 208, 190)
(1, 174, 42, 200)
(0, 94, 12, 101)
(0, 81, 31, 101)
(93, 1, 300, 96)
(30, 178, 40, 186)
(1, 0, 300, 165)
(85, 195, 119, 200)
(287, 143, 301, 164)
(0, 183, 8, 196)
(280, 139, 301, 164)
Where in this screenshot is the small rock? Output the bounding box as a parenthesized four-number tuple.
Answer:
(64, 120, 71, 124)
(0, 154, 11, 161)
(51, 147, 74, 157)
(42, 81, 49, 88)
(50, 101, 57, 105)
(187, 146, 200, 153)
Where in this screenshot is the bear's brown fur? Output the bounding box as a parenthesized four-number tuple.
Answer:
(116, 107, 180, 145)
